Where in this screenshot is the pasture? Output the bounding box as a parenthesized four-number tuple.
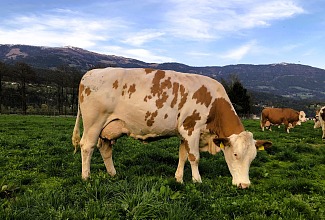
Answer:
(0, 115, 324, 219)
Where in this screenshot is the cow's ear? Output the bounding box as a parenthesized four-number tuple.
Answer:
(213, 137, 230, 149)
(255, 140, 272, 151)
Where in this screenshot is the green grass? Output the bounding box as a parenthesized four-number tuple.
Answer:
(0, 115, 324, 219)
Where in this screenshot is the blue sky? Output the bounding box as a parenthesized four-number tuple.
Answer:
(1, 0, 325, 69)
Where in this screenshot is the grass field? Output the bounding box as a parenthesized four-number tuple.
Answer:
(0, 115, 324, 219)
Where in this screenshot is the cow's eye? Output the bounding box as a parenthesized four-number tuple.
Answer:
(234, 153, 238, 157)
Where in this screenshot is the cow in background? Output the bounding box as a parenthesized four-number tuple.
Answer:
(317, 106, 325, 139)
(260, 108, 307, 133)
(72, 67, 272, 189)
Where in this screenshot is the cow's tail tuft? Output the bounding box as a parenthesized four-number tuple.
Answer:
(72, 104, 81, 154)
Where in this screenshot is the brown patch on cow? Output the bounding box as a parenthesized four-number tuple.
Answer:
(192, 85, 212, 107)
(164, 114, 168, 119)
(150, 70, 172, 109)
(183, 140, 196, 161)
(79, 83, 91, 103)
(145, 68, 155, 74)
(161, 77, 172, 90)
(85, 87, 91, 96)
(178, 85, 188, 110)
(113, 80, 119, 89)
(151, 71, 173, 96)
(144, 95, 153, 102)
(171, 82, 179, 108)
(183, 110, 201, 136)
(79, 83, 85, 103)
(188, 153, 196, 161)
(145, 111, 151, 121)
(121, 83, 128, 96)
(145, 110, 158, 127)
(128, 84, 136, 98)
(156, 92, 169, 109)
(206, 98, 244, 137)
(151, 70, 165, 96)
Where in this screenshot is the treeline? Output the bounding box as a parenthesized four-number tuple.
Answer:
(0, 62, 253, 116)
(0, 61, 82, 115)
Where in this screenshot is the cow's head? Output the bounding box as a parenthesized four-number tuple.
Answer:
(299, 111, 307, 123)
(213, 131, 272, 189)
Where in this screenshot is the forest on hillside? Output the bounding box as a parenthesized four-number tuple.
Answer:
(0, 62, 256, 116)
(0, 62, 82, 115)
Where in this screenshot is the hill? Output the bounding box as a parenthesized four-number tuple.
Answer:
(1, 44, 324, 112)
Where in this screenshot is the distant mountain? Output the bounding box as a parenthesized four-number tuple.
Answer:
(1, 44, 324, 103)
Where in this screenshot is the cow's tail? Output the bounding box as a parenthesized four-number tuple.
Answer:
(72, 104, 81, 154)
(260, 112, 264, 130)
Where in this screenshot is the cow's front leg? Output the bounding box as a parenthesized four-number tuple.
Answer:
(175, 141, 188, 183)
(98, 138, 116, 177)
(283, 120, 290, 133)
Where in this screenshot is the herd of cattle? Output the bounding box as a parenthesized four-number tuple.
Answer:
(260, 106, 325, 139)
(71, 68, 324, 189)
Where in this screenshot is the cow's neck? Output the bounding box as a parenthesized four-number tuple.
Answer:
(206, 98, 245, 137)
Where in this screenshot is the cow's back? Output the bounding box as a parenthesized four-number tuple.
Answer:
(79, 67, 230, 139)
(281, 108, 300, 122)
(262, 108, 284, 124)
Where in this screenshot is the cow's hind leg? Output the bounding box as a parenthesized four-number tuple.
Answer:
(80, 122, 105, 180)
(80, 136, 97, 180)
(175, 141, 188, 183)
(98, 138, 116, 176)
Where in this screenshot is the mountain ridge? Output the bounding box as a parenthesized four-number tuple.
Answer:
(1, 44, 324, 102)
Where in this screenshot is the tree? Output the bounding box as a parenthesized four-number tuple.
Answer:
(52, 68, 65, 115)
(53, 65, 82, 115)
(0, 61, 8, 113)
(14, 62, 36, 114)
(68, 68, 82, 114)
(221, 75, 252, 115)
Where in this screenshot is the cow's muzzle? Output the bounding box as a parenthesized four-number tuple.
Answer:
(237, 183, 250, 189)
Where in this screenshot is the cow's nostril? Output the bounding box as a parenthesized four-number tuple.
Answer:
(238, 183, 249, 189)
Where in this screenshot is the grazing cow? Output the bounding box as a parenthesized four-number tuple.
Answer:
(72, 68, 272, 189)
(317, 106, 325, 139)
(260, 108, 307, 133)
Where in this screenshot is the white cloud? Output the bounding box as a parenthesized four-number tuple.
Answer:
(122, 30, 165, 46)
(221, 41, 256, 60)
(101, 46, 174, 63)
(0, 12, 127, 48)
(166, 0, 304, 39)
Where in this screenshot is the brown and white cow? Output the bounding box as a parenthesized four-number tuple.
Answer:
(260, 107, 307, 133)
(316, 106, 325, 139)
(72, 68, 272, 189)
